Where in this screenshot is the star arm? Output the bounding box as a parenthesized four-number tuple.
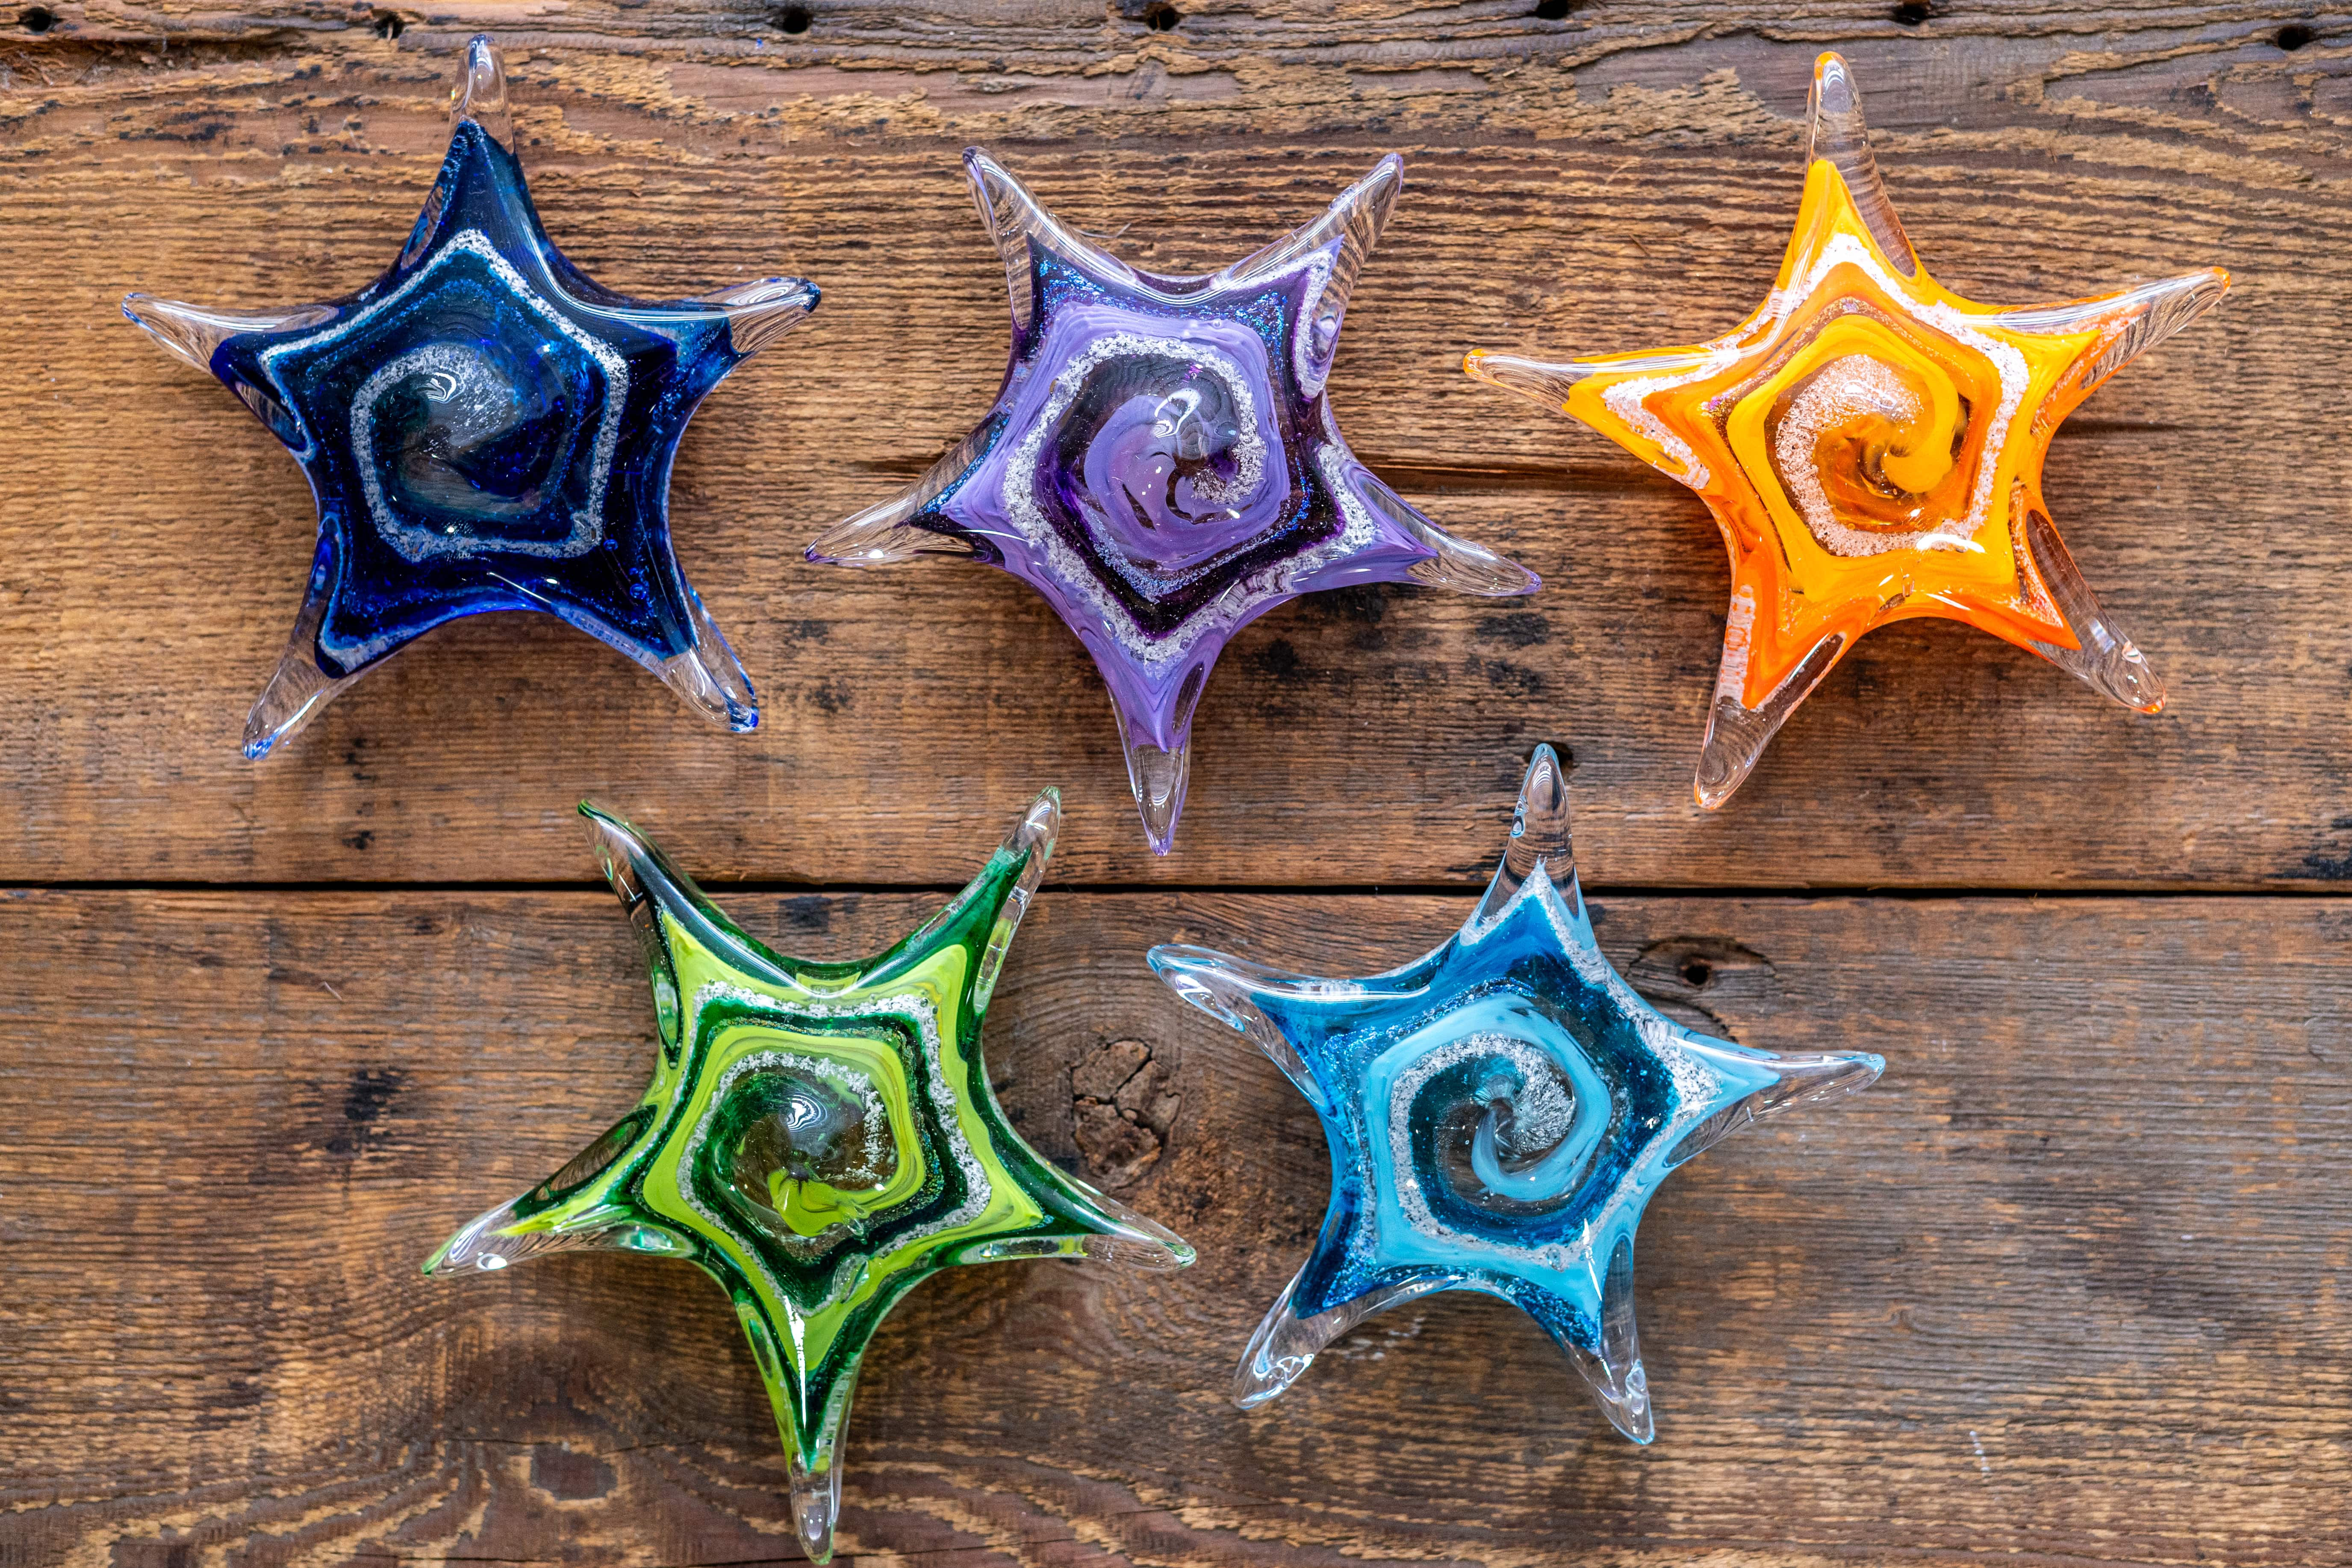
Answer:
(1518, 1230, 1655, 1443)
(850, 788, 1059, 1014)
(965, 145, 1145, 337)
(889, 789, 1195, 1270)
(802, 425, 994, 567)
(1233, 1258, 1452, 1407)
(423, 803, 778, 1275)
(121, 293, 348, 480)
(806, 145, 1126, 570)
(422, 1102, 690, 1276)
(580, 801, 842, 1011)
(1992, 494, 2168, 713)
(1214, 153, 1402, 397)
(596, 276, 822, 359)
(121, 296, 339, 383)
(1992, 268, 2230, 416)
(1149, 943, 1381, 1114)
(1465, 342, 1738, 492)
(1800, 51, 1920, 280)
(1663, 1028, 1885, 1170)
(1693, 578, 1854, 810)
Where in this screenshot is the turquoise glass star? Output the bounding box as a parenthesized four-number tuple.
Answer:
(1150, 746, 1882, 1437)
(122, 37, 817, 757)
(425, 790, 1192, 1563)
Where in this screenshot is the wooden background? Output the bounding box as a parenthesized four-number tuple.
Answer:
(3, 2, 2346, 1565)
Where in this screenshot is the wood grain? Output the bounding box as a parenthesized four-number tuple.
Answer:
(5, 9, 2346, 1564)
(3, 11, 2348, 887)
(1, 886, 2345, 1566)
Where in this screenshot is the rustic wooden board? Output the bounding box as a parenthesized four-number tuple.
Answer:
(2, 886, 2344, 1566)
(3, 13, 2349, 887)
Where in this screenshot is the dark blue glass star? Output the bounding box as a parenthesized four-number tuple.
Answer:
(807, 149, 1537, 854)
(1151, 746, 1883, 1438)
(124, 37, 817, 758)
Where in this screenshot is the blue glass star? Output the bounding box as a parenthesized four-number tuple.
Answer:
(808, 150, 1537, 854)
(123, 36, 817, 758)
(1150, 746, 1883, 1438)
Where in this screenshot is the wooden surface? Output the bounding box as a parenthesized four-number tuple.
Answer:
(6, 888, 2349, 1568)
(4, 3, 2349, 1566)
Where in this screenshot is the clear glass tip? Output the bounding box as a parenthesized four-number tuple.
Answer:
(1460, 349, 1595, 414)
(2018, 501, 2165, 713)
(788, 1446, 845, 1565)
(242, 564, 360, 760)
(964, 147, 1135, 333)
(1146, 945, 1334, 1109)
(1120, 731, 1191, 857)
(1223, 153, 1403, 394)
(121, 295, 334, 374)
(1694, 629, 1847, 810)
(688, 277, 822, 358)
(452, 34, 516, 153)
(1995, 268, 2232, 398)
(1232, 1264, 1448, 1408)
(1472, 743, 1577, 931)
(656, 588, 758, 731)
(1558, 1235, 1653, 1443)
(972, 787, 1060, 1013)
(1666, 1046, 1886, 1167)
(1806, 52, 1916, 277)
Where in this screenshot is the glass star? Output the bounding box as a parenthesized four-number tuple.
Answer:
(122, 36, 817, 758)
(424, 791, 1193, 1564)
(1467, 52, 2230, 809)
(1149, 746, 1880, 1438)
(808, 150, 1538, 854)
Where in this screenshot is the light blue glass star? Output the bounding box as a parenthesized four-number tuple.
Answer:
(1149, 746, 1883, 1438)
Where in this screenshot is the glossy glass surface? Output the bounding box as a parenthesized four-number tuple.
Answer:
(1150, 746, 1881, 1438)
(1467, 52, 2228, 809)
(809, 149, 1537, 854)
(123, 37, 817, 758)
(425, 793, 1193, 1564)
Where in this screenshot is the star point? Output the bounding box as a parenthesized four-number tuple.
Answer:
(1152, 745, 1881, 1437)
(124, 35, 818, 758)
(1467, 50, 2228, 809)
(811, 147, 1538, 854)
(426, 790, 1191, 1565)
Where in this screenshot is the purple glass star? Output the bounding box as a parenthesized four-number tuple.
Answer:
(808, 150, 1539, 853)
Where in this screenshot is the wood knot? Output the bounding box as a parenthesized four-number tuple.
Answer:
(1070, 1038, 1179, 1190)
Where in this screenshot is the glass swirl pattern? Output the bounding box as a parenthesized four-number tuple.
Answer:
(1466, 52, 2229, 809)
(122, 37, 817, 757)
(424, 794, 1193, 1565)
(1151, 746, 1881, 1438)
(808, 148, 1537, 853)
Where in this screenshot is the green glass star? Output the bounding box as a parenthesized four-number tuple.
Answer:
(424, 791, 1194, 1563)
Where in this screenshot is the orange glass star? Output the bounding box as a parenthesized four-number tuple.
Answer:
(1467, 52, 2229, 809)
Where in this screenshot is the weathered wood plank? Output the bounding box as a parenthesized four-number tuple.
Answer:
(2, 887, 2343, 1565)
(1, 19, 2349, 887)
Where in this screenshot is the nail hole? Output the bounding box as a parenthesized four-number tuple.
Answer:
(1142, 1, 1179, 28)
(1892, 0, 1930, 23)
(371, 10, 403, 38)
(776, 4, 811, 33)
(2278, 22, 2316, 49)
(1679, 961, 1713, 989)
(20, 6, 54, 30)
(1532, 0, 1573, 17)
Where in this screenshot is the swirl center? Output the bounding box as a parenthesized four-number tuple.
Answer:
(1051, 351, 1276, 576)
(712, 1064, 901, 1239)
(1733, 312, 1994, 558)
